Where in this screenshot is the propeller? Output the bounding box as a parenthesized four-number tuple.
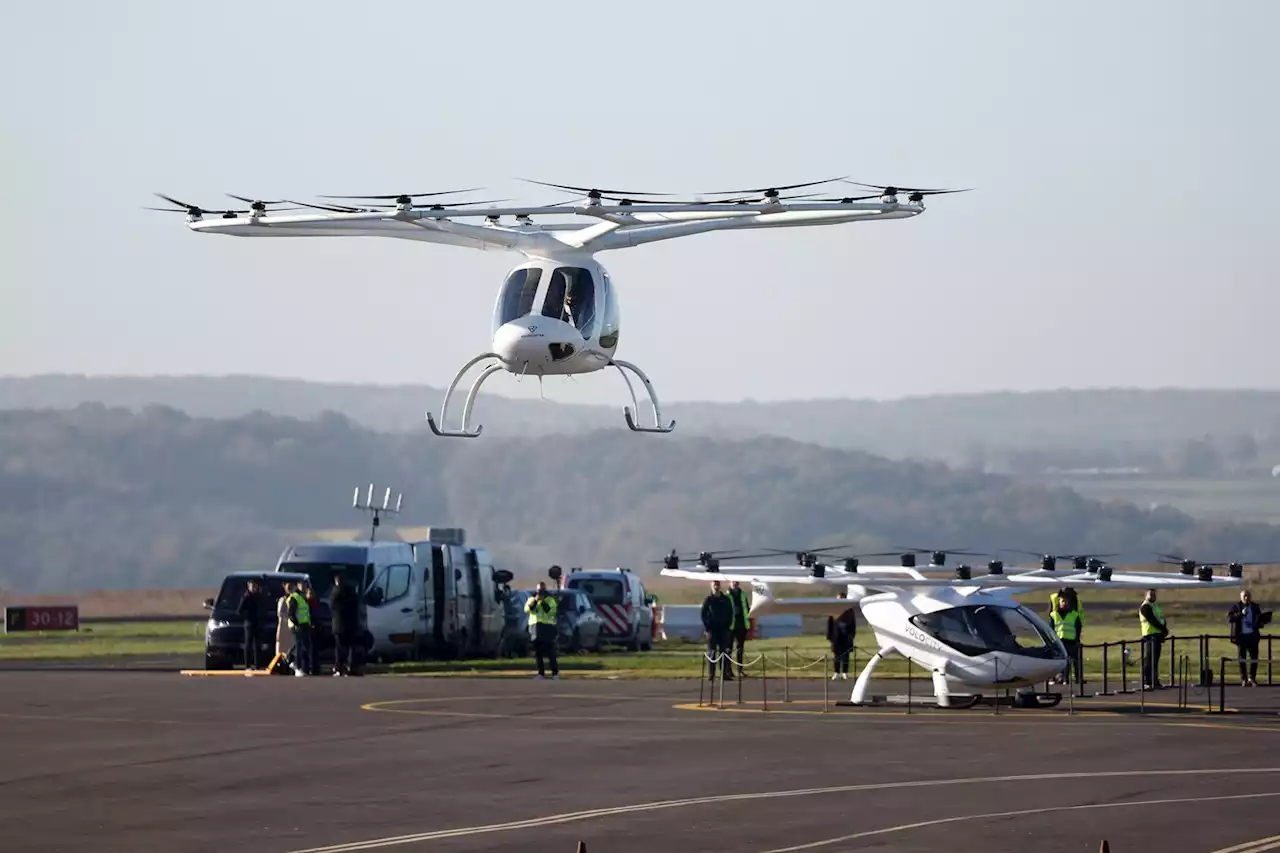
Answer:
(692, 176, 850, 196)
(287, 198, 512, 213)
(519, 179, 677, 198)
(892, 546, 987, 568)
(596, 191, 825, 206)
(838, 180, 973, 203)
(316, 188, 486, 202)
(1154, 553, 1269, 579)
(1005, 549, 1121, 573)
(145, 193, 251, 217)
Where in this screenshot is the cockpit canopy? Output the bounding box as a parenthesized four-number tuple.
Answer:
(494, 263, 617, 347)
(909, 604, 1063, 659)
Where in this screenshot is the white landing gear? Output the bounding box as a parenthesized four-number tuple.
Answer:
(611, 359, 676, 434)
(426, 352, 504, 439)
(849, 648, 887, 705)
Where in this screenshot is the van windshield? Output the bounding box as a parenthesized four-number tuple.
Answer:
(567, 577, 624, 605)
(214, 576, 297, 618)
(278, 562, 369, 594)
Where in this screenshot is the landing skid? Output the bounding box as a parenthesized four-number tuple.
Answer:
(425, 352, 677, 438)
(426, 352, 504, 438)
(611, 359, 675, 434)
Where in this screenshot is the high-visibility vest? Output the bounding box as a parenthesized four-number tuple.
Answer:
(1139, 601, 1165, 636)
(728, 587, 751, 630)
(1050, 608, 1080, 641)
(289, 591, 311, 627)
(526, 594, 557, 627)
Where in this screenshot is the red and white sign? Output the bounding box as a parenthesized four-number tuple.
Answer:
(4, 605, 79, 633)
(595, 603, 631, 636)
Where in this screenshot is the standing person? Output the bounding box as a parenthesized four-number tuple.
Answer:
(237, 579, 265, 671)
(288, 582, 314, 678)
(701, 580, 734, 682)
(1138, 588, 1168, 690)
(727, 580, 751, 678)
(827, 592, 856, 680)
(274, 582, 294, 672)
(1227, 589, 1270, 687)
(1050, 594, 1082, 686)
(329, 575, 360, 677)
(525, 582, 559, 680)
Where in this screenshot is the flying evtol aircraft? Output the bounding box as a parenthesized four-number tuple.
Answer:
(148, 177, 968, 438)
(658, 546, 1248, 708)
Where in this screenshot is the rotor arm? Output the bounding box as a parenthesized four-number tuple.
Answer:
(405, 217, 527, 251)
(591, 208, 922, 251)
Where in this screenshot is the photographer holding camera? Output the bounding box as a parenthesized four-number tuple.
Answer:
(526, 580, 560, 680)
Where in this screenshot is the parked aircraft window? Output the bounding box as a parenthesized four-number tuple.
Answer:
(910, 605, 1059, 658)
(496, 267, 542, 326)
(567, 577, 624, 605)
(386, 564, 411, 601)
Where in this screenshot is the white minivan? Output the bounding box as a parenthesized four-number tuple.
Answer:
(563, 567, 653, 651)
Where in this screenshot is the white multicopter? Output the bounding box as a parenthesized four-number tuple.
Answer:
(659, 548, 1246, 707)
(150, 177, 966, 437)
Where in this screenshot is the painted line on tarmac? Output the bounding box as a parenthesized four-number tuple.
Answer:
(759, 791, 1280, 853)
(1212, 834, 1280, 853)
(280, 767, 1280, 853)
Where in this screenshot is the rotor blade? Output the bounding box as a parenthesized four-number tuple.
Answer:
(317, 188, 485, 200)
(839, 180, 972, 195)
(692, 176, 849, 195)
(154, 192, 201, 210)
(226, 194, 289, 205)
(517, 178, 679, 197)
(418, 198, 513, 208)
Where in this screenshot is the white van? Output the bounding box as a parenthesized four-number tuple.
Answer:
(563, 567, 653, 651)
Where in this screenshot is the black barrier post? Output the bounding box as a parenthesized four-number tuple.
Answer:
(823, 655, 829, 713)
(1120, 640, 1129, 694)
(907, 656, 913, 715)
(1100, 641, 1110, 695)
(994, 657, 1000, 716)
(783, 647, 790, 703)
(1219, 657, 1226, 714)
(1169, 636, 1176, 687)
(1139, 639, 1146, 714)
(762, 653, 768, 713)
(737, 663, 743, 705)
(1269, 637, 1274, 686)
(698, 663, 706, 707)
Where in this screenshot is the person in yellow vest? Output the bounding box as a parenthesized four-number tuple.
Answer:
(525, 582, 559, 679)
(1138, 588, 1168, 689)
(727, 580, 751, 678)
(1049, 594, 1083, 686)
(1049, 587, 1084, 642)
(286, 582, 314, 678)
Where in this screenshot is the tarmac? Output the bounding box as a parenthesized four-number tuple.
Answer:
(1, 666, 1278, 853)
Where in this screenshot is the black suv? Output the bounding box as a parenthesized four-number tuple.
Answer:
(203, 571, 334, 670)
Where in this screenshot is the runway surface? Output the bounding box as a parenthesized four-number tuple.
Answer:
(1, 670, 1278, 853)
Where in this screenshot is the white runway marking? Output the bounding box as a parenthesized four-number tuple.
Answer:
(760, 791, 1280, 852)
(281, 767, 1280, 852)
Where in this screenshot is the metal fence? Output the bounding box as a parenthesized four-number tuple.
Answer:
(693, 632, 1274, 715)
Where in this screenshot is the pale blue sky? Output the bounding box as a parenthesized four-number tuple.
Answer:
(2, 0, 1276, 404)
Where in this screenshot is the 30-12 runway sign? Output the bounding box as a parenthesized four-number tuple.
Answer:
(4, 606, 79, 633)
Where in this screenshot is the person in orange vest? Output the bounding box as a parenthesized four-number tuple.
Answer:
(727, 580, 751, 678)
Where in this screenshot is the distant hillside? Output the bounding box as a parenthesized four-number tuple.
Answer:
(3, 403, 1280, 594)
(4, 374, 1280, 474)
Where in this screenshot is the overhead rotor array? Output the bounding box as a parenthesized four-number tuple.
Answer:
(655, 543, 1263, 582)
(146, 176, 973, 220)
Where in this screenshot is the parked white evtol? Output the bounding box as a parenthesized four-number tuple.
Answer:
(274, 526, 510, 662)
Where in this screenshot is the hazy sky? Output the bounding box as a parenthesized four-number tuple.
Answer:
(2, 1, 1277, 405)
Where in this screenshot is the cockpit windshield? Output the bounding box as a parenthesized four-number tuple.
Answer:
(541, 267, 596, 336)
(496, 267, 543, 326)
(909, 604, 1061, 659)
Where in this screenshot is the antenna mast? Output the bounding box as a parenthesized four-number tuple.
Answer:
(352, 483, 403, 542)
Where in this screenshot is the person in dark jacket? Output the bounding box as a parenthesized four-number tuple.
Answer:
(329, 575, 361, 677)
(827, 592, 857, 680)
(701, 581, 734, 681)
(237, 579, 265, 670)
(1228, 589, 1271, 686)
